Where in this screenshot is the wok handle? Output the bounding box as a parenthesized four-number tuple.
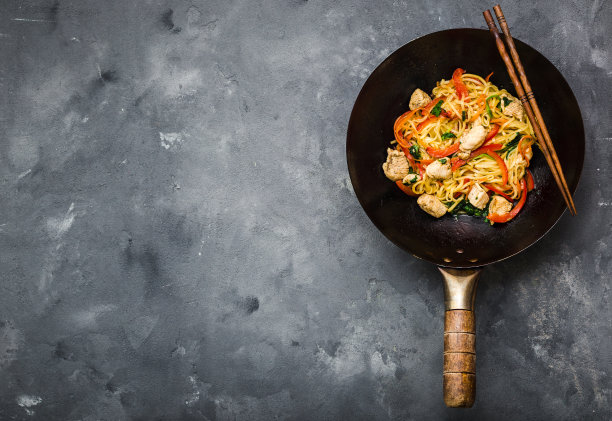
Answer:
(438, 267, 481, 408)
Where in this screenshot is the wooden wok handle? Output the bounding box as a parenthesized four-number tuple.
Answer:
(438, 268, 481, 408)
(444, 310, 476, 407)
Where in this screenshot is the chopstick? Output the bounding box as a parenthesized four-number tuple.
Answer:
(482, 7, 577, 215)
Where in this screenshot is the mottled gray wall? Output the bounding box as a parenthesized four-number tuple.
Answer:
(0, 0, 610, 420)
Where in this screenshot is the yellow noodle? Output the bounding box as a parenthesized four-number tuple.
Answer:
(394, 72, 537, 204)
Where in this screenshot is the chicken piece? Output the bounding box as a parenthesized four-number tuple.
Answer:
(467, 183, 489, 210)
(456, 150, 470, 160)
(489, 195, 513, 215)
(458, 125, 487, 157)
(402, 172, 419, 185)
(417, 194, 447, 218)
(503, 100, 525, 120)
(409, 88, 432, 110)
(425, 159, 452, 180)
(382, 148, 410, 181)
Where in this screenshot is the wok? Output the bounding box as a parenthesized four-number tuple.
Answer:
(346, 29, 584, 407)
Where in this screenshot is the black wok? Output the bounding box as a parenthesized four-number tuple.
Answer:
(346, 29, 584, 407)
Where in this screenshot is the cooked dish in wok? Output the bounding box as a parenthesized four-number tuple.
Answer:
(382, 68, 536, 223)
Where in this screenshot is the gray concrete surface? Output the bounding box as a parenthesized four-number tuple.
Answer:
(0, 0, 610, 419)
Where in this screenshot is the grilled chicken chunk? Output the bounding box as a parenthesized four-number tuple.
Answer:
(467, 183, 489, 209)
(425, 159, 452, 180)
(382, 148, 410, 181)
(457, 125, 487, 159)
(417, 194, 447, 218)
(409, 89, 432, 110)
(489, 195, 513, 215)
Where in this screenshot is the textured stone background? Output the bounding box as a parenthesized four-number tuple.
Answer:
(0, 0, 610, 419)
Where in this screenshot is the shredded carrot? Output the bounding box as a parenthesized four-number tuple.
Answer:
(490, 118, 509, 124)
(416, 115, 437, 132)
(485, 72, 494, 82)
(469, 102, 486, 122)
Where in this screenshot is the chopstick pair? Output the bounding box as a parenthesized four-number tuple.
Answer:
(483, 5, 577, 215)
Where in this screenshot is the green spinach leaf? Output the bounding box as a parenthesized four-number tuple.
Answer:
(409, 144, 421, 159)
(431, 100, 444, 117)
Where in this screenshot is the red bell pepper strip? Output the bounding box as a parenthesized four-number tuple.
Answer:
(449, 143, 503, 172)
(399, 145, 416, 170)
(395, 180, 419, 197)
(484, 124, 500, 144)
(470, 143, 503, 157)
(485, 71, 494, 82)
(486, 150, 508, 185)
(426, 143, 460, 158)
(451, 158, 467, 172)
(441, 110, 456, 119)
(526, 169, 535, 191)
(484, 184, 513, 201)
(452, 68, 469, 100)
(488, 179, 527, 223)
(416, 164, 425, 178)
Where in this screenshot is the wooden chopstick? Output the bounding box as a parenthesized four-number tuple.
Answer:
(482, 9, 577, 215)
(492, 5, 576, 215)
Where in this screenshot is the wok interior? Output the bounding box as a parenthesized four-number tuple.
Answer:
(346, 29, 584, 267)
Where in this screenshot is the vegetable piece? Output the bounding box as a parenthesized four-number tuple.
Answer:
(393, 109, 419, 147)
(450, 199, 488, 217)
(469, 101, 487, 122)
(502, 97, 512, 107)
(422, 96, 447, 115)
(484, 184, 513, 201)
(485, 72, 494, 82)
(526, 170, 535, 191)
(409, 144, 421, 159)
(484, 124, 500, 143)
(439, 158, 447, 164)
(441, 110, 455, 119)
(430, 100, 444, 117)
(451, 158, 467, 172)
(395, 180, 419, 196)
(441, 132, 457, 140)
(518, 136, 533, 165)
(426, 143, 460, 158)
(416, 115, 437, 132)
(462, 110, 467, 121)
(485, 94, 499, 118)
(399, 145, 416, 169)
(499, 133, 523, 156)
(452, 68, 469, 100)
(488, 179, 527, 223)
(486, 150, 508, 186)
(490, 118, 508, 124)
(394, 109, 417, 133)
(470, 143, 503, 157)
